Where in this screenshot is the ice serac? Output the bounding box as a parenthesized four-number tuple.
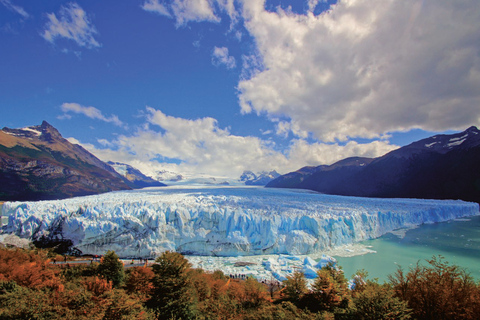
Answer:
(1, 186, 479, 258)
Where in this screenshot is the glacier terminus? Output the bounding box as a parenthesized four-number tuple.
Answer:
(2, 186, 478, 260)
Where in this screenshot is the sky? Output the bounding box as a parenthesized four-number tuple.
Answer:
(1, 0, 479, 179)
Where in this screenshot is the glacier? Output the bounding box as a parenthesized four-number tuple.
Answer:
(1, 186, 478, 259)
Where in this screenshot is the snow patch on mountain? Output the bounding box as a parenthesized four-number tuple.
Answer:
(446, 139, 466, 148)
(240, 170, 281, 185)
(155, 170, 183, 182)
(1, 186, 478, 258)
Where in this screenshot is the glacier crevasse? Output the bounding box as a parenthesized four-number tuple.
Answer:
(1, 186, 478, 258)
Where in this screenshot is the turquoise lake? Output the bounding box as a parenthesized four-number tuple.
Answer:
(335, 215, 480, 283)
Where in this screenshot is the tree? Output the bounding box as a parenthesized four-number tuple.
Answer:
(102, 289, 155, 320)
(283, 270, 308, 302)
(97, 250, 125, 288)
(389, 256, 480, 320)
(148, 251, 198, 320)
(125, 266, 154, 299)
(243, 276, 269, 308)
(308, 265, 349, 312)
(348, 282, 411, 320)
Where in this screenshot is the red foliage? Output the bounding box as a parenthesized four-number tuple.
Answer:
(0, 247, 63, 291)
(125, 266, 154, 297)
(82, 276, 113, 296)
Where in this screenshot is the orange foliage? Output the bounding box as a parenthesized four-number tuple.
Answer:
(82, 276, 113, 296)
(227, 280, 246, 302)
(125, 266, 154, 297)
(0, 247, 63, 291)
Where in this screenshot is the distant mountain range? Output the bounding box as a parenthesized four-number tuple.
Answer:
(154, 169, 184, 183)
(0, 121, 134, 201)
(267, 126, 480, 203)
(240, 170, 281, 186)
(108, 161, 166, 188)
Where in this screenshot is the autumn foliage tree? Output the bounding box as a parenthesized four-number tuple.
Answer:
(389, 256, 480, 320)
(348, 282, 411, 320)
(1, 246, 479, 320)
(148, 250, 198, 319)
(0, 247, 63, 291)
(125, 266, 154, 299)
(283, 270, 308, 302)
(307, 265, 350, 312)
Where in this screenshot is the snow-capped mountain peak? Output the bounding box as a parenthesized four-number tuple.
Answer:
(240, 170, 281, 186)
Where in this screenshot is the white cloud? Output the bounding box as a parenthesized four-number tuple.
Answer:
(42, 3, 100, 48)
(141, 0, 171, 17)
(59, 102, 123, 127)
(172, 0, 220, 25)
(237, 0, 480, 142)
(142, 0, 220, 26)
(308, 0, 329, 13)
(0, 0, 29, 18)
(142, 0, 241, 27)
(212, 46, 236, 69)
(73, 107, 398, 179)
(287, 139, 397, 169)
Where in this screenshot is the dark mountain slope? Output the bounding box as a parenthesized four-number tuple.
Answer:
(0, 121, 132, 201)
(267, 126, 480, 203)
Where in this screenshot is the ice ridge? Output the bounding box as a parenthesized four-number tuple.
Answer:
(1, 186, 478, 258)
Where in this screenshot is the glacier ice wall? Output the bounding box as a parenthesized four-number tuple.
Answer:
(1, 186, 478, 258)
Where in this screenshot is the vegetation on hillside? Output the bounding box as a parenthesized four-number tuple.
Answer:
(0, 247, 479, 319)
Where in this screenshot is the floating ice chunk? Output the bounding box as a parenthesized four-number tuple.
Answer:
(272, 270, 288, 281)
(303, 265, 319, 279)
(286, 256, 301, 261)
(315, 254, 337, 269)
(262, 258, 279, 271)
(303, 256, 317, 267)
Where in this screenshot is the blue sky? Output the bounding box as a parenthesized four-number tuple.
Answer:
(1, 0, 479, 178)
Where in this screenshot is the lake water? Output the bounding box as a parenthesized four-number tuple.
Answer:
(335, 215, 480, 283)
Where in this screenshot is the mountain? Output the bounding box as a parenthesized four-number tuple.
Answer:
(155, 169, 183, 182)
(108, 161, 166, 188)
(240, 170, 281, 186)
(267, 126, 480, 203)
(0, 121, 131, 201)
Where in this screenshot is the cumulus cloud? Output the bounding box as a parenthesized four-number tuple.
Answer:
(141, 0, 171, 17)
(42, 2, 100, 48)
(142, 0, 220, 26)
(74, 107, 397, 178)
(237, 0, 480, 142)
(1, 0, 29, 18)
(142, 0, 240, 27)
(141, 0, 480, 142)
(59, 103, 123, 127)
(287, 139, 397, 168)
(212, 46, 236, 69)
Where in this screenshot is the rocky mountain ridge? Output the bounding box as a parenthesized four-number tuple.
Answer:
(0, 121, 132, 201)
(267, 126, 480, 203)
